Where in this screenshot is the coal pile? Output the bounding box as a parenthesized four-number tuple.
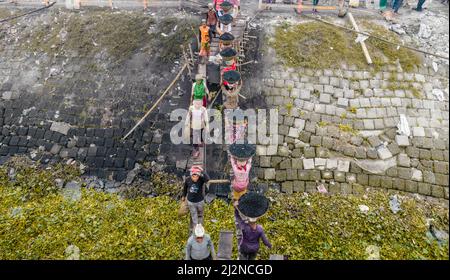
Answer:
(229, 143, 256, 160)
(237, 192, 269, 218)
(223, 70, 241, 84)
(219, 14, 233, 25)
(220, 48, 237, 59)
(219, 32, 235, 42)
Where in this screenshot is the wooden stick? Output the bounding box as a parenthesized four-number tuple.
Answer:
(122, 64, 188, 141)
(208, 179, 231, 184)
(182, 46, 192, 77)
(348, 13, 373, 65)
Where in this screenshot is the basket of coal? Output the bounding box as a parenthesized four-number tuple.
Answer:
(237, 192, 269, 219)
(229, 143, 256, 161)
(223, 70, 241, 84)
(219, 14, 233, 25)
(220, 1, 234, 13)
(220, 48, 237, 62)
(219, 32, 235, 47)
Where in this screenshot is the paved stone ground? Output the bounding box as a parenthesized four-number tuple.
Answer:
(248, 5, 449, 203)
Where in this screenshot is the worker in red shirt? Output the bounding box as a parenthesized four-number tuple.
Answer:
(206, 3, 218, 39)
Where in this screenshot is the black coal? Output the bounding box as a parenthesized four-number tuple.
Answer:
(223, 70, 241, 84)
(238, 192, 269, 218)
(220, 48, 237, 58)
(220, 32, 235, 41)
(219, 14, 233, 25)
(229, 143, 255, 159)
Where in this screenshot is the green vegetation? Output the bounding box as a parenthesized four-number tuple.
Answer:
(0, 159, 448, 259)
(285, 102, 294, 115)
(263, 190, 448, 260)
(0, 9, 18, 49)
(22, 9, 195, 63)
(348, 106, 357, 114)
(1, 158, 448, 260)
(0, 8, 12, 19)
(338, 123, 359, 135)
(271, 22, 367, 69)
(22, 10, 154, 62)
(385, 82, 423, 99)
(362, 22, 422, 72)
(386, 73, 422, 98)
(318, 121, 329, 127)
(271, 22, 421, 71)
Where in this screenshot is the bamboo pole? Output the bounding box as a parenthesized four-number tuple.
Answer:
(122, 63, 188, 141)
(348, 12, 372, 65)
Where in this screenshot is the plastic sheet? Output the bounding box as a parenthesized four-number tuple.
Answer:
(389, 195, 401, 214)
(397, 114, 411, 136)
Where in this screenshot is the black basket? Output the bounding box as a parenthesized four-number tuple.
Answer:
(220, 48, 237, 60)
(219, 14, 233, 25)
(237, 192, 269, 218)
(219, 32, 235, 42)
(223, 70, 241, 84)
(229, 143, 256, 160)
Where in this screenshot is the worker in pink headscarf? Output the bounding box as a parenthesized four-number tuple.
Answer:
(227, 0, 240, 16)
(230, 156, 252, 201)
(214, 0, 225, 16)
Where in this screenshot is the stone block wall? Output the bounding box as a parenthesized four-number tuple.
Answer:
(254, 65, 449, 200)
